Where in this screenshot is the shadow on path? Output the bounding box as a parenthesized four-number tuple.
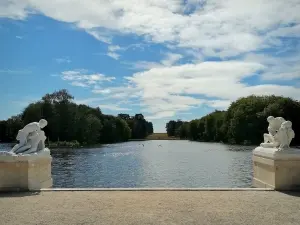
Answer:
(278, 191, 300, 198)
(0, 191, 41, 198)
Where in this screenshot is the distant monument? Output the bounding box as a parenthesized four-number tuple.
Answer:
(253, 116, 300, 190)
(0, 119, 53, 191)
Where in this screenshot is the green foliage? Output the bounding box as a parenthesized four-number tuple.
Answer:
(166, 120, 184, 137)
(47, 140, 80, 148)
(0, 115, 24, 142)
(117, 113, 154, 139)
(0, 89, 152, 145)
(178, 122, 190, 139)
(166, 95, 300, 146)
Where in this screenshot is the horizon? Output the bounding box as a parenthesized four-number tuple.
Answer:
(1, 1, 300, 132)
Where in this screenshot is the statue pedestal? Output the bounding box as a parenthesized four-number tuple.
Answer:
(253, 146, 300, 190)
(0, 148, 53, 191)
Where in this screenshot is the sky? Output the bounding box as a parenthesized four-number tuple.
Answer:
(0, 0, 300, 132)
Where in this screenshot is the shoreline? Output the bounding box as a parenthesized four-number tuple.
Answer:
(2, 141, 299, 149)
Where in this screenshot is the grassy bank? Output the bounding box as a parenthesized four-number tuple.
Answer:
(46, 141, 81, 149)
(147, 133, 180, 140)
(129, 133, 180, 141)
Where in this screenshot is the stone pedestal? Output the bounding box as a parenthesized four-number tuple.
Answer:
(0, 148, 52, 191)
(253, 147, 300, 190)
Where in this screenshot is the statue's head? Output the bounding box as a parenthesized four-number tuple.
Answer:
(39, 119, 48, 128)
(281, 121, 292, 129)
(16, 130, 26, 140)
(267, 116, 274, 123)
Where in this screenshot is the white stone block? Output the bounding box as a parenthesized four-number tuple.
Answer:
(0, 148, 53, 191)
(253, 146, 300, 190)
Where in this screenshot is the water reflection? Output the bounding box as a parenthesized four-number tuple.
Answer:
(0, 141, 253, 188)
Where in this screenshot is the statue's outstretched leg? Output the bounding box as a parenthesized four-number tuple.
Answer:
(13, 144, 31, 154)
(10, 144, 20, 153)
(22, 147, 38, 154)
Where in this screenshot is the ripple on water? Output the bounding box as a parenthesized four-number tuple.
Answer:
(0, 141, 253, 188)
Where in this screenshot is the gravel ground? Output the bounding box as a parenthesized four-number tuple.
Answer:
(1, 191, 300, 225)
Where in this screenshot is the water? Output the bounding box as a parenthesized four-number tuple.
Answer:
(0, 140, 254, 188)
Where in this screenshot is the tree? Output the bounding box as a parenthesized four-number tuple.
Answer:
(115, 117, 131, 142)
(22, 102, 43, 125)
(100, 119, 117, 143)
(166, 120, 176, 136)
(42, 89, 74, 103)
(166, 95, 300, 146)
(3, 115, 23, 142)
(85, 115, 102, 144)
(178, 122, 190, 139)
(146, 122, 154, 134)
(0, 89, 153, 145)
(118, 114, 130, 121)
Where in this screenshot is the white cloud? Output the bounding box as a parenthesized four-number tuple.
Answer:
(268, 24, 300, 38)
(161, 53, 183, 66)
(74, 97, 137, 113)
(3, 0, 300, 57)
(86, 30, 112, 44)
(98, 104, 131, 111)
(205, 100, 232, 110)
(0, 69, 31, 74)
(73, 59, 300, 120)
(126, 61, 266, 98)
(55, 57, 71, 64)
(108, 45, 121, 52)
(2, 0, 300, 124)
(176, 112, 192, 115)
(0, 0, 29, 20)
(127, 52, 183, 70)
(104, 45, 124, 60)
(70, 81, 88, 87)
(92, 85, 142, 100)
(16, 35, 23, 39)
(60, 70, 115, 87)
(262, 71, 300, 80)
(243, 53, 300, 80)
(97, 43, 149, 60)
(74, 97, 105, 105)
(122, 60, 300, 119)
(127, 61, 163, 70)
(146, 111, 176, 120)
(107, 52, 120, 60)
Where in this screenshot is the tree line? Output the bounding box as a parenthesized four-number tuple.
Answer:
(166, 95, 300, 146)
(0, 89, 153, 145)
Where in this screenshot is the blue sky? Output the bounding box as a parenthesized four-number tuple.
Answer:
(0, 0, 300, 132)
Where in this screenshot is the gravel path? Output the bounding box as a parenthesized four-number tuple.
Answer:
(1, 191, 300, 225)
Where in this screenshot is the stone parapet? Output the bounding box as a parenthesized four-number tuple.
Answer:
(0, 148, 52, 191)
(253, 147, 300, 190)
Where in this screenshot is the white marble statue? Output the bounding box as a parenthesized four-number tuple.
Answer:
(10, 119, 48, 154)
(260, 116, 295, 150)
(277, 121, 295, 150)
(261, 116, 285, 148)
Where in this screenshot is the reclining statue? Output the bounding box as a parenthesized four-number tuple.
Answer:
(10, 119, 48, 154)
(260, 116, 295, 151)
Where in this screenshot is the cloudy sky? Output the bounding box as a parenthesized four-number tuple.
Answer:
(1, 0, 300, 132)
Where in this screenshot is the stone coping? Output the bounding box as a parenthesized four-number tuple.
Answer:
(0, 148, 51, 162)
(35, 187, 274, 191)
(253, 146, 300, 160)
